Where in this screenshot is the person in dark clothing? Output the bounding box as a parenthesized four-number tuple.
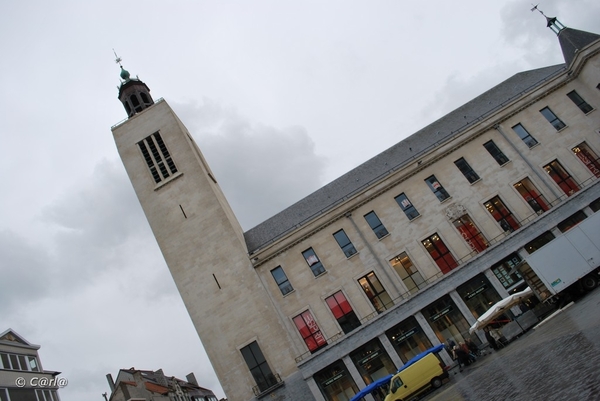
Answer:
(453, 345, 470, 371)
(484, 327, 498, 350)
(465, 338, 479, 356)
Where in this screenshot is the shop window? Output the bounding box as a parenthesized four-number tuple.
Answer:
(240, 342, 278, 394)
(540, 106, 566, 130)
(333, 230, 358, 258)
(512, 123, 538, 148)
(293, 311, 327, 353)
(513, 178, 550, 214)
(524, 231, 555, 254)
(349, 339, 396, 385)
(138, 132, 178, 184)
(425, 175, 450, 202)
(457, 275, 503, 319)
(557, 211, 587, 233)
(390, 252, 426, 294)
(452, 215, 488, 254)
(386, 317, 433, 363)
(302, 248, 326, 277)
(483, 140, 510, 166)
(543, 160, 580, 196)
(270, 266, 293, 296)
(364, 211, 389, 239)
(358, 272, 393, 313)
(491, 254, 523, 289)
(395, 193, 420, 220)
(590, 197, 600, 212)
(325, 291, 361, 334)
(314, 361, 359, 401)
(454, 157, 480, 183)
(421, 233, 458, 274)
(572, 142, 600, 178)
(422, 295, 480, 347)
(567, 90, 593, 113)
(484, 196, 520, 232)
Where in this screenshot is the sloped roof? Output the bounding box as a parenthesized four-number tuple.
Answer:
(243, 63, 566, 254)
(0, 328, 40, 350)
(145, 382, 170, 395)
(558, 27, 600, 66)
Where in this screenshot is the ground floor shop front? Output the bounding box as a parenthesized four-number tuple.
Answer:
(305, 268, 519, 401)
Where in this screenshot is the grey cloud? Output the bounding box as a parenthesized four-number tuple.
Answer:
(0, 230, 52, 314)
(172, 99, 328, 230)
(40, 159, 144, 246)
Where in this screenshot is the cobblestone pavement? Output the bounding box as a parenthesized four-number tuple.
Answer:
(421, 287, 600, 401)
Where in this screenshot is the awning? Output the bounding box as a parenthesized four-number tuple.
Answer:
(469, 287, 533, 334)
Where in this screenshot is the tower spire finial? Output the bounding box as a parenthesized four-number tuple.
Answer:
(113, 49, 131, 81)
(531, 4, 566, 35)
(113, 49, 123, 68)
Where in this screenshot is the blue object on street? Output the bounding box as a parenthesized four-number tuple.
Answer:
(349, 344, 446, 401)
(397, 344, 445, 372)
(349, 374, 393, 401)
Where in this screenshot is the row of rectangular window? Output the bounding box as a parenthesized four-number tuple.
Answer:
(272, 162, 590, 294)
(273, 175, 577, 297)
(272, 155, 590, 294)
(511, 91, 594, 148)
(0, 352, 39, 372)
(271, 140, 597, 313)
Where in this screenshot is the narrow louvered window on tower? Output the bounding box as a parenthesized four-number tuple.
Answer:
(138, 132, 178, 183)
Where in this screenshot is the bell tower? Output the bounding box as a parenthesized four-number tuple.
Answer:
(115, 52, 154, 117)
(110, 60, 298, 401)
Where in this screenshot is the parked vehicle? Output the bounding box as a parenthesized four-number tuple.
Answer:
(384, 352, 448, 401)
(519, 211, 600, 302)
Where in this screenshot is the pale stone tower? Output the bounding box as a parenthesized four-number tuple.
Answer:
(111, 63, 303, 401)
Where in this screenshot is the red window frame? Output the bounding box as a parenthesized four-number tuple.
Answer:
(422, 233, 458, 274)
(484, 196, 520, 232)
(572, 143, 600, 178)
(514, 178, 550, 213)
(293, 311, 327, 352)
(544, 160, 580, 196)
(325, 292, 353, 320)
(452, 215, 488, 253)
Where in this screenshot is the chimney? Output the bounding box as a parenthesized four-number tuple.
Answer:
(154, 369, 168, 387)
(186, 373, 198, 386)
(106, 374, 115, 392)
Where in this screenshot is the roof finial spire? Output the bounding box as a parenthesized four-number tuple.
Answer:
(531, 4, 565, 35)
(113, 49, 123, 67)
(113, 49, 131, 81)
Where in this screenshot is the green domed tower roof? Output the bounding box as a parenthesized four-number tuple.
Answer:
(119, 66, 130, 81)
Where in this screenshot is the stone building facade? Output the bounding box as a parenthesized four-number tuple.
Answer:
(111, 18, 600, 401)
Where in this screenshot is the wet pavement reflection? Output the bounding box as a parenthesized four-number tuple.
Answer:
(421, 288, 600, 401)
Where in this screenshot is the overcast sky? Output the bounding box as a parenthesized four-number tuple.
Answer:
(1, 1, 599, 400)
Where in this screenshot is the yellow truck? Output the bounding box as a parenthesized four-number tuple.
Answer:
(384, 352, 448, 401)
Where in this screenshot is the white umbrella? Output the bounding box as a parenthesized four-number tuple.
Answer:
(469, 287, 533, 334)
